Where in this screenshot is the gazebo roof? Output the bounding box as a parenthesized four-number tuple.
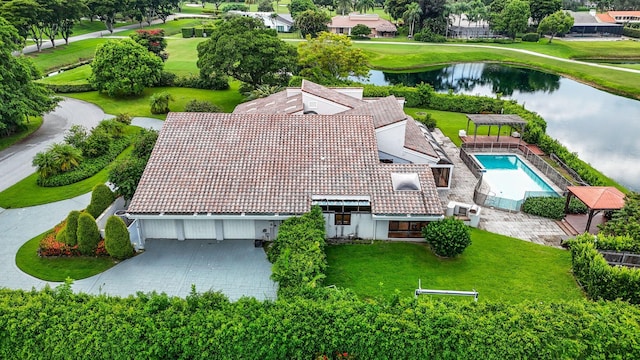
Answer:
(465, 114, 528, 127)
(567, 186, 626, 210)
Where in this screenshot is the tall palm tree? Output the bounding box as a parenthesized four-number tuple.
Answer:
(356, 0, 376, 13)
(33, 151, 59, 179)
(403, 2, 422, 38)
(337, 0, 352, 15)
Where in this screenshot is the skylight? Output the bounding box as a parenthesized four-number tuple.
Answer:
(391, 173, 421, 191)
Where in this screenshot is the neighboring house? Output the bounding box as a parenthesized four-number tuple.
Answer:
(127, 81, 451, 245)
(227, 11, 294, 32)
(328, 13, 397, 38)
(567, 10, 624, 37)
(596, 10, 640, 24)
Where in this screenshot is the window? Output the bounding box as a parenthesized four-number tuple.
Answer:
(335, 213, 351, 225)
(432, 167, 451, 188)
(277, 25, 284, 32)
(388, 221, 429, 238)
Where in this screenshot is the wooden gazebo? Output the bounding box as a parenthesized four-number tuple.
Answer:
(564, 186, 626, 232)
(465, 114, 528, 143)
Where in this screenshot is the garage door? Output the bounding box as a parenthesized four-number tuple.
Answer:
(143, 219, 178, 239)
(183, 220, 217, 239)
(223, 220, 254, 239)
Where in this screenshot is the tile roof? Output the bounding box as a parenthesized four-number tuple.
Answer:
(233, 92, 303, 114)
(596, 13, 616, 23)
(404, 118, 438, 158)
(128, 113, 442, 216)
(329, 14, 397, 32)
(567, 186, 626, 210)
(301, 79, 366, 109)
(341, 96, 407, 128)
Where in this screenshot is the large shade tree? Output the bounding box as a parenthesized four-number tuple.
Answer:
(0, 16, 59, 136)
(197, 16, 297, 89)
(294, 10, 330, 38)
(90, 39, 164, 97)
(537, 10, 574, 43)
(491, 0, 530, 39)
(530, 0, 562, 25)
(298, 32, 369, 83)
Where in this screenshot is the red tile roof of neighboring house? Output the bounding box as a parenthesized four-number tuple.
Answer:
(329, 14, 397, 32)
(597, 13, 616, 23)
(128, 113, 442, 216)
(567, 186, 626, 210)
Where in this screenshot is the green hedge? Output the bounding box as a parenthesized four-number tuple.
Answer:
(43, 83, 95, 93)
(86, 184, 115, 219)
(181, 27, 194, 38)
(623, 26, 640, 38)
(194, 27, 204, 37)
(1, 284, 640, 359)
(521, 33, 540, 42)
(567, 234, 640, 303)
(37, 137, 130, 187)
(269, 206, 326, 295)
(521, 196, 587, 220)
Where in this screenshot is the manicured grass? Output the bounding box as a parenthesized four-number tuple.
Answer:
(16, 230, 115, 282)
(0, 117, 43, 152)
(38, 64, 92, 85)
(324, 228, 584, 303)
(164, 38, 204, 76)
(0, 146, 133, 209)
(66, 84, 245, 118)
(356, 42, 640, 99)
(26, 38, 108, 73)
(114, 19, 209, 37)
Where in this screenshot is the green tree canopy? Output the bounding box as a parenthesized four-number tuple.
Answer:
(90, 39, 164, 97)
(298, 32, 370, 83)
(351, 23, 371, 37)
(289, 0, 318, 19)
(491, 0, 530, 39)
(0, 16, 59, 137)
(196, 16, 297, 88)
(530, 0, 562, 25)
(294, 10, 330, 38)
(537, 10, 574, 43)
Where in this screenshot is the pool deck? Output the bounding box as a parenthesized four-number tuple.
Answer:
(435, 130, 568, 247)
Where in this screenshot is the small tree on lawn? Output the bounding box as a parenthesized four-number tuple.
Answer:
(150, 92, 174, 114)
(351, 24, 371, 38)
(65, 210, 81, 246)
(77, 213, 100, 256)
(537, 10, 574, 43)
(422, 217, 471, 257)
(105, 216, 133, 260)
(87, 184, 116, 218)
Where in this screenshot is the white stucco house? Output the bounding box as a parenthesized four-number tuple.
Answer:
(126, 81, 453, 246)
(227, 11, 294, 32)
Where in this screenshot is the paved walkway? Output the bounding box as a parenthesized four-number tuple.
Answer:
(435, 129, 567, 246)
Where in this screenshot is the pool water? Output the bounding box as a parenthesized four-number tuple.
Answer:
(473, 154, 558, 201)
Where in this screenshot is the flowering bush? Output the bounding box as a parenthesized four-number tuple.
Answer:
(38, 219, 108, 257)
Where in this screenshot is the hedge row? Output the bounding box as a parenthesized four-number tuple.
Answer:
(567, 234, 640, 304)
(181, 27, 214, 38)
(268, 206, 326, 296)
(1, 284, 640, 359)
(361, 83, 616, 188)
(43, 83, 95, 93)
(623, 26, 640, 38)
(38, 136, 130, 187)
(521, 196, 587, 220)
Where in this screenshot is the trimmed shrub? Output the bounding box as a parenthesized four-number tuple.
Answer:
(520, 196, 573, 220)
(194, 28, 204, 37)
(422, 217, 471, 257)
(416, 113, 436, 130)
(414, 29, 447, 43)
(181, 28, 194, 38)
(184, 99, 222, 113)
(173, 74, 229, 90)
(154, 71, 177, 87)
(86, 184, 115, 219)
(521, 33, 540, 42)
(55, 227, 67, 244)
(43, 83, 95, 93)
(65, 210, 81, 246)
(77, 213, 100, 256)
(567, 234, 640, 303)
(115, 113, 132, 125)
(83, 127, 112, 158)
(150, 92, 174, 114)
(623, 26, 640, 38)
(105, 216, 133, 260)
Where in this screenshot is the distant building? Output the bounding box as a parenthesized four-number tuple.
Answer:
(596, 10, 640, 24)
(328, 13, 397, 38)
(228, 11, 294, 32)
(567, 10, 623, 37)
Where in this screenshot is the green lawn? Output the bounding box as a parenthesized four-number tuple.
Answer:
(66, 84, 245, 118)
(26, 38, 108, 73)
(38, 64, 92, 85)
(325, 228, 584, 303)
(0, 146, 132, 209)
(0, 117, 43, 152)
(114, 18, 210, 37)
(164, 38, 204, 75)
(16, 230, 116, 281)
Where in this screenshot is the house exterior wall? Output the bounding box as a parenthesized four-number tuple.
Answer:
(301, 93, 351, 114)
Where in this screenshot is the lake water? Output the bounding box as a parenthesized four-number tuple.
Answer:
(354, 64, 640, 191)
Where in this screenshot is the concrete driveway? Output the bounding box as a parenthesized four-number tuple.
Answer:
(73, 239, 277, 301)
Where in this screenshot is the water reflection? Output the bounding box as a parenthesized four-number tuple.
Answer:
(355, 63, 640, 191)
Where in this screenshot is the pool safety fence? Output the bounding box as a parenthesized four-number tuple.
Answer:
(461, 143, 571, 212)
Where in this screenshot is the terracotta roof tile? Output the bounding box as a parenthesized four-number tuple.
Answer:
(404, 118, 438, 158)
(340, 96, 407, 128)
(233, 93, 303, 114)
(128, 113, 442, 216)
(329, 14, 397, 32)
(301, 80, 366, 109)
(567, 186, 626, 210)
(596, 13, 616, 23)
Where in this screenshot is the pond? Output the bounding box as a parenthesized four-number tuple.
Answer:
(353, 64, 640, 191)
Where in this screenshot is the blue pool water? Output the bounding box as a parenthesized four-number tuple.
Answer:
(474, 155, 558, 201)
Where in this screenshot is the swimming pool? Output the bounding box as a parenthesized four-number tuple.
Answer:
(473, 154, 559, 201)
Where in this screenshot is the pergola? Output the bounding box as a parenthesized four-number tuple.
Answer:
(564, 186, 626, 232)
(465, 114, 528, 143)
